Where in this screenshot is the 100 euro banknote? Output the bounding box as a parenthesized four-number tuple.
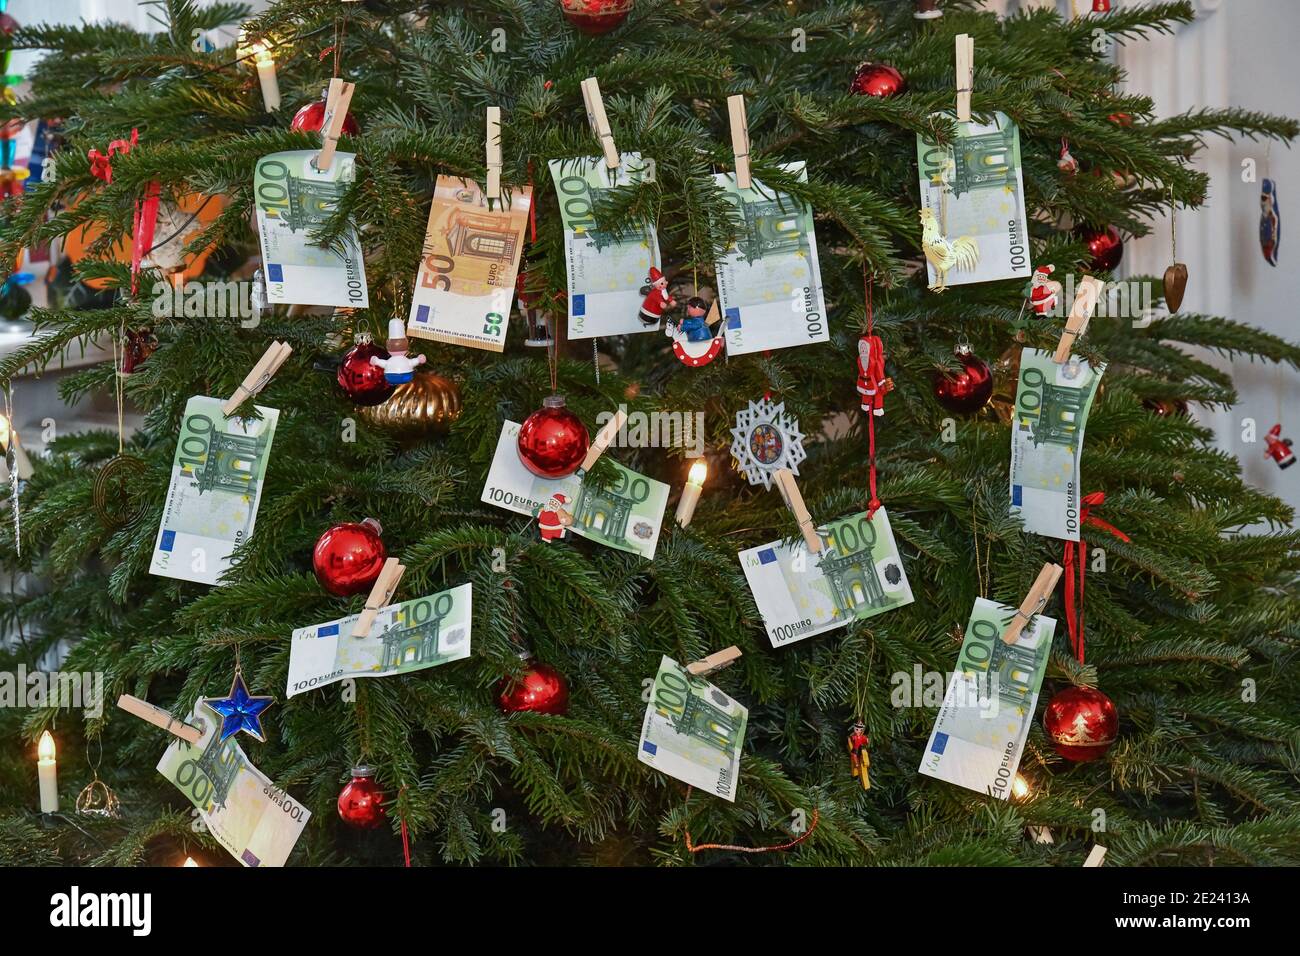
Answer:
(549, 154, 661, 339)
(150, 395, 278, 586)
(918, 597, 1055, 799)
(407, 176, 532, 352)
(157, 702, 310, 867)
(915, 112, 1031, 290)
(738, 509, 914, 648)
(287, 583, 472, 698)
(714, 162, 828, 356)
(480, 420, 669, 559)
(254, 150, 369, 307)
(1009, 348, 1105, 541)
(639, 656, 747, 802)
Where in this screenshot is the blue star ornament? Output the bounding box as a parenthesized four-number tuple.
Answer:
(203, 670, 275, 743)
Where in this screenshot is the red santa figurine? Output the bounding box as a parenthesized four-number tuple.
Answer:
(1029, 264, 1062, 317)
(847, 719, 871, 791)
(1265, 423, 1295, 469)
(536, 493, 574, 542)
(856, 334, 891, 416)
(638, 267, 675, 329)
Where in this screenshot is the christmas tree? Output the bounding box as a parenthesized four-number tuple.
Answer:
(1, 0, 1298, 869)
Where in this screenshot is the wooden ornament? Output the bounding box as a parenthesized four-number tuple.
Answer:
(1163, 262, 1187, 312)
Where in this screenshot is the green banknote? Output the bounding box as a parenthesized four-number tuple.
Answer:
(1009, 348, 1106, 541)
(150, 395, 278, 586)
(917, 597, 1055, 799)
(915, 112, 1031, 290)
(480, 420, 669, 559)
(287, 583, 472, 698)
(254, 149, 369, 307)
(156, 702, 310, 867)
(738, 509, 913, 648)
(548, 154, 661, 339)
(639, 656, 748, 802)
(713, 161, 828, 355)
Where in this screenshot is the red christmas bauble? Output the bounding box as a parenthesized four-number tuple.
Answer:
(850, 63, 905, 98)
(291, 95, 361, 136)
(1080, 225, 1124, 272)
(1042, 686, 1118, 762)
(933, 345, 994, 414)
(337, 766, 386, 829)
(517, 395, 590, 478)
(559, 0, 633, 35)
(313, 518, 386, 597)
(497, 659, 569, 716)
(338, 334, 396, 406)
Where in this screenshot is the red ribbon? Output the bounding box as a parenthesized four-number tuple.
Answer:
(863, 270, 880, 518)
(87, 129, 139, 184)
(87, 129, 161, 297)
(1063, 491, 1130, 663)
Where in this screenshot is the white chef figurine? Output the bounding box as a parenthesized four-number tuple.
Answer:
(370, 317, 427, 385)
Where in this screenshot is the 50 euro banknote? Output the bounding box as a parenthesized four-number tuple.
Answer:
(287, 583, 472, 698)
(917, 597, 1055, 799)
(738, 509, 913, 648)
(254, 150, 369, 307)
(639, 655, 748, 802)
(157, 702, 310, 867)
(406, 176, 532, 352)
(1009, 348, 1106, 541)
(150, 396, 278, 586)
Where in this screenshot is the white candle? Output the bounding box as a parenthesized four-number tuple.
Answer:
(675, 460, 707, 527)
(253, 45, 280, 113)
(182, 857, 199, 867)
(37, 730, 58, 813)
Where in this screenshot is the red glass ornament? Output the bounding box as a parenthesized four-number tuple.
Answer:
(1080, 225, 1124, 272)
(559, 0, 633, 35)
(850, 63, 905, 98)
(497, 659, 569, 716)
(338, 333, 396, 406)
(313, 518, 386, 597)
(121, 328, 157, 375)
(933, 344, 993, 414)
(337, 765, 386, 829)
(1093, 0, 1112, 11)
(291, 93, 361, 136)
(1042, 686, 1118, 762)
(517, 395, 590, 478)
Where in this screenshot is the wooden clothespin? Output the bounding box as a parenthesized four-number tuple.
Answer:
(486, 106, 503, 201)
(1030, 825, 1055, 844)
(955, 34, 975, 122)
(314, 77, 355, 173)
(1083, 845, 1108, 867)
(352, 557, 405, 637)
(773, 468, 822, 554)
(580, 77, 620, 169)
(578, 407, 628, 475)
(0, 414, 33, 480)
(116, 694, 202, 745)
(1001, 562, 1063, 645)
(727, 94, 752, 189)
(222, 341, 292, 416)
(1054, 275, 1104, 364)
(686, 646, 742, 678)
(705, 298, 723, 328)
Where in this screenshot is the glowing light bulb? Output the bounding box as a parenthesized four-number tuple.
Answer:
(1012, 773, 1031, 800)
(183, 857, 199, 867)
(676, 459, 708, 528)
(687, 459, 708, 487)
(37, 730, 55, 762)
(37, 730, 58, 813)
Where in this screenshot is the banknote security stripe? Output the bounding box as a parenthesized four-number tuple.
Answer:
(160, 530, 176, 552)
(268, 264, 283, 282)
(932, 732, 949, 754)
(1012, 485, 1022, 506)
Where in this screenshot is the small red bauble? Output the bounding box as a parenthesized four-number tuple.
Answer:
(559, 0, 633, 35)
(517, 395, 590, 478)
(1042, 686, 1118, 762)
(497, 659, 569, 716)
(933, 344, 994, 414)
(337, 765, 386, 829)
(291, 93, 361, 136)
(1080, 225, 1124, 272)
(850, 63, 905, 98)
(313, 518, 386, 597)
(338, 333, 396, 406)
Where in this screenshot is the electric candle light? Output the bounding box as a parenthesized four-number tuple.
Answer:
(182, 857, 199, 867)
(1011, 773, 1031, 800)
(37, 730, 58, 813)
(252, 42, 281, 113)
(675, 459, 708, 527)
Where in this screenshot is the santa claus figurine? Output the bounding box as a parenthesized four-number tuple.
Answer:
(536, 493, 574, 542)
(856, 334, 891, 416)
(847, 719, 871, 791)
(638, 266, 675, 329)
(369, 318, 427, 385)
(1265, 423, 1295, 469)
(1029, 264, 1062, 317)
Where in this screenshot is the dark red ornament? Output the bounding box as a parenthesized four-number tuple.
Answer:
(291, 92, 361, 136)
(850, 63, 905, 98)
(559, 0, 633, 35)
(1080, 225, 1124, 272)
(497, 658, 569, 716)
(933, 344, 993, 414)
(1042, 686, 1118, 762)
(337, 765, 386, 829)
(121, 328, 157, 375)
(313, 518, 386, 597)
(517, 395, 590, 478)
(338, 333, 396, 406)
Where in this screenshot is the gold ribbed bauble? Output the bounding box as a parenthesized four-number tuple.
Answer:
(357, 369, 462, 439)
